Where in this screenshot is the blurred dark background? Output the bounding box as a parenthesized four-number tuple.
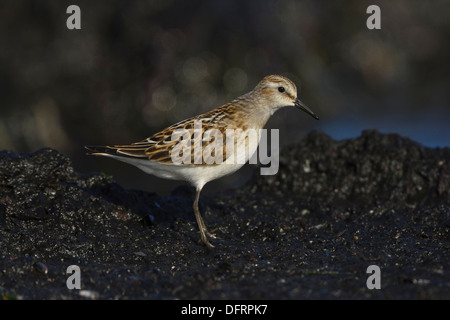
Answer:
(1, 0, 449, 194)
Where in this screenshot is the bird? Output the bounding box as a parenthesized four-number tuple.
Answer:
(86, 75, 319, 248)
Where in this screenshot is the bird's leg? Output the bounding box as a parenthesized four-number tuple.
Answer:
(194, 189, 219, 239)
(193, 187, 215, 248)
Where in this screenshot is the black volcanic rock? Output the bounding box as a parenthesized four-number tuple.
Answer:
(0, 131, 449, 300)
(247, 130, 449, 206)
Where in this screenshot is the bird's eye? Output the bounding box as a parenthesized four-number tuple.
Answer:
(278, 86, 285, 93)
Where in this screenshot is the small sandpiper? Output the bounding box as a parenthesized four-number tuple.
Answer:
(86, 75, 318, 248)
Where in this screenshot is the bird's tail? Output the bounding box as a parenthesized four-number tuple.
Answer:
(85, 145, 118, 156)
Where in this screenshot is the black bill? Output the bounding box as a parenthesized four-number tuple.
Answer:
(294, 98, 319, 120)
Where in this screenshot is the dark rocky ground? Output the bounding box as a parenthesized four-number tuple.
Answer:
(0, 130, 449, 300)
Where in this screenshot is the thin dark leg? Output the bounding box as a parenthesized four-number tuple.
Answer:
(196, 191, 218, 239)
(193, 187, 214, 248)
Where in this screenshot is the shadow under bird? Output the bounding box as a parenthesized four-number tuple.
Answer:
(86, 74, 319, 248)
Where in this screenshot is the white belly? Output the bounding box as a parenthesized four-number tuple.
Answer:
(101, 128, 262, 188)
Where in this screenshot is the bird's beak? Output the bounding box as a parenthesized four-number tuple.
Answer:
(294, 98, 319, 120)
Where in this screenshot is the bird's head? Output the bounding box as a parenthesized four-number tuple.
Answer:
(255, 75, 319, 120)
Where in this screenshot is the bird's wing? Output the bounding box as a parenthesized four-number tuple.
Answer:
(86, 107, 235, 165)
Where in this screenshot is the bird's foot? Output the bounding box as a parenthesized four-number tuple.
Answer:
(205, 229, 220, 240)
(200, 230, 215, 248)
